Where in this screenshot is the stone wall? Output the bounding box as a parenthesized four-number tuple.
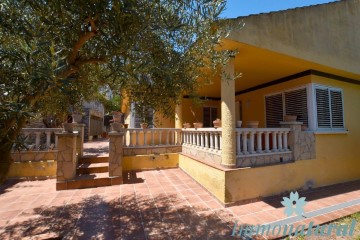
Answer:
(182, 145, 221, 165)
(123, 146, 182, 156)
(237, 152, 292, 168)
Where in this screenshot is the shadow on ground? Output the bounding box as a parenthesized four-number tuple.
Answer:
(0, 193, 246, 239)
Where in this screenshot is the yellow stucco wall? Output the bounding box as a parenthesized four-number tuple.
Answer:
(8, 161, 57, 179)
(179, 154, 226, 203)
(123, 153, 179, 171)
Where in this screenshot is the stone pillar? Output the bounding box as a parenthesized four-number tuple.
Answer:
(56, 132, 77, 181)
(221, 57, 236, 168)
(108, 131, 124, 182)
(74, 123, 85, 157)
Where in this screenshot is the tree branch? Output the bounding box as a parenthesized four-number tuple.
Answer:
(67, 16, 98, 65)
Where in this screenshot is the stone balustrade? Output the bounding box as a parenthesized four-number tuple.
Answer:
(182, 128, 222, 152)
(21, 128, 63, 149)
(235, 128, 291, 156)
(123, 128, 182, 147)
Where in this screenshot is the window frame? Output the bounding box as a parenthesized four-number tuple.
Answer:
(263, 83, 346, 132)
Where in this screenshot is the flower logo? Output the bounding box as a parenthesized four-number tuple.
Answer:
(281, 191, 307, 217)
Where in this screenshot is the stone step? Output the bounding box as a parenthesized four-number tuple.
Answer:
(56, 173, 122, 190)
(76, 162, 109, 175)
(78, 156, 109, 164)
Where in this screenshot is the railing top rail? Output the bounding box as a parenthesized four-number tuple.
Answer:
(125, 128, 182, 131)
(235, 128, 291, 132)
(182, 128, 222, 132)
(22, 128, 63, 132)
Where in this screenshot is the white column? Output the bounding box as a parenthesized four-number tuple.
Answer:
(221, 57, 236, 167)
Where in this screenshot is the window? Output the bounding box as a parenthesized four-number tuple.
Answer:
(265, 88, 308, 127)
(203, 107, 217, 127)
(315, 86, 344, 129)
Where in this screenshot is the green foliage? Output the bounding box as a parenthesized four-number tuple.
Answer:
(0, 0, 233, 172)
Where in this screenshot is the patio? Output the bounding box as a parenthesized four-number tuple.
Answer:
(1, 166, 360, 239)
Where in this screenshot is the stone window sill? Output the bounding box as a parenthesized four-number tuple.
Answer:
(313, 130, 349, 135)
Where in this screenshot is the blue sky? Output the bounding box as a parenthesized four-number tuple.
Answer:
(221, 0, 339, 18)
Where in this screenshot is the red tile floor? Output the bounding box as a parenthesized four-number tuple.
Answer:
(1, 168, 360, 239)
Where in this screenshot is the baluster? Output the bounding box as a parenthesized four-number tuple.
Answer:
(170, 130, 174, 145)
(264, 132, 270, 153)
(283, 131, 289, 151)
(35, 132, 41, 147)
(236, 132, 242, 156)
(55, 134, 58, 148)
(135, 130, 139, 146)
(249, 131, 255, 154)
(256, 131, 263, 153)
(46, 131, 52, 148)
(159, 130, 162, 145)
(151, 130, 155, 146)
(205, 132, 209, 148)
(143, 130, 147, 146)
(129, 130, 133, 147)
(196, 132, 200, 147)
(210, 132, 214, 149)
(272, 131, 278, 152)
(214, 132, 219, 150)
(278, 131, 283, 151)
(242, 131, 248, 154)
(219, 132, 222, 150)
(200, 132, 204, 147)
(166, 130, 170, 145)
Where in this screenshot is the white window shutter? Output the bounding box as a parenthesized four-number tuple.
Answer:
(330, 90, 344, 128)
(315, 88, 331, 128)
(284, 88, 308, 126)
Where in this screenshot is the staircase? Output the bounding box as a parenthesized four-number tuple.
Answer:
(56, 156, 122, 190)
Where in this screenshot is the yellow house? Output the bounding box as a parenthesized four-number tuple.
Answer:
(122, 0, 360, 205)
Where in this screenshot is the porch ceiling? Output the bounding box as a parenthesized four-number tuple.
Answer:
(197, 39, 360, 98)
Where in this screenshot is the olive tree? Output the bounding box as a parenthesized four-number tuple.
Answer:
(0, 0, 232, 181)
